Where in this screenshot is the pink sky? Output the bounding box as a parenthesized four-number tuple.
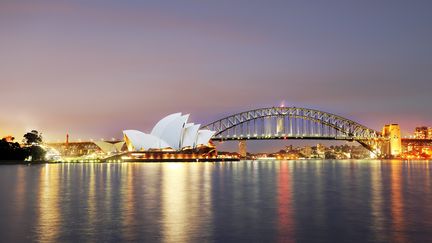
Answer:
(1, 0, 431, 147)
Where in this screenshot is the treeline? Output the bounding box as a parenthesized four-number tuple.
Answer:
(0, 130, 46, 162)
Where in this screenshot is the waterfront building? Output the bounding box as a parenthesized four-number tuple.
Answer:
(94, 141, 125, 154)
(239, 141, 247, 158)
(123, 113, 215, 152)
(300, 146, 312, 158)
(415, 126, 428, 139)
(382, 124, 402, 157)
(316, 143, 325, 158)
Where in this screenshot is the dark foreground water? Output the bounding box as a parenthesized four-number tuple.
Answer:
(0, 160, 431, 243)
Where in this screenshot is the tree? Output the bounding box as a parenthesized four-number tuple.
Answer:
(21, 130, 46, 161)
(0, 138, 29, 161)
(23, 130, 43, 145)
(325, 151, 337, 159)
(24, 145, 46, 161)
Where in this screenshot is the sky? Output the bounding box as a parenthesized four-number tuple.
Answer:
(0, 0, 431, 151)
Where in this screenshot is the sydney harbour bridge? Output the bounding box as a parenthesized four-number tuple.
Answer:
(50, 106, 432, 158)
(201, 107, 385, 156)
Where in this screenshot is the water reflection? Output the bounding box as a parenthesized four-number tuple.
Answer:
(120, 163, 138, 240)
(390, 161, 406, 243)
(14, 166, 26, 218)
(87, 164, 96, 234)
(37, 164, 61, 242)
(162, 163, 189, 242)
(161, 163, 213, 243)
(370, 162, 385, 242)
(277, 162, 295, 243)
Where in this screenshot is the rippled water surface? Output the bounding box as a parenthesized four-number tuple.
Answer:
(0, 160, 431, 243)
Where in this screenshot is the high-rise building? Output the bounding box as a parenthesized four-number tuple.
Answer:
(382, 124, 402, 157)
(428, 128, 432, 139)
(239, 141, 247, 158)
(415, 126, 428, 139)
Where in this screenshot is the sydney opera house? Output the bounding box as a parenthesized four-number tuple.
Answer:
(123, 113, 215, 152)
(118, 113, 218, 161)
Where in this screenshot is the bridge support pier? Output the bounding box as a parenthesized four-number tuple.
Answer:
(381, 124, 402, 158)
(239, 141, 247, 158)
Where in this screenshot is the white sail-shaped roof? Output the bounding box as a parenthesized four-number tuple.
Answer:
(94, 141, 118, 154)
(196, 130, 216, 146)
(94, 141, 125, 154)
(123, 130, 169, 151)
(184, 123, 194, 129)
(114, 142, 125, 151)
(151, 113, 182, 138)
(181, 123, 200, 148)
(159, 114, 189, 150)
(123, 113, 216, 151)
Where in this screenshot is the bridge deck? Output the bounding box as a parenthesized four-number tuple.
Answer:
(211, 136, 359, 141)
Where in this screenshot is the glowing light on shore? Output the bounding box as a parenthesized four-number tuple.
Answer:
(280, 100, 286, 108)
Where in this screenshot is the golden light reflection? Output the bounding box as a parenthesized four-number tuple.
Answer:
(390, 161, 406, 243)
(370, 162, 384, 242)
(121, 163, 137, 239)
(37, 164, 61, 242)
(141, 163, 162, 220)
(88, 164, 96, 227)
(426, 162, 431, 195)
(162, 163, 189, 243)
(105, 163, 112, 212)
(277, 162, 295, 243)
(161, 163, 213, 243)
(14, 166, 26, 216)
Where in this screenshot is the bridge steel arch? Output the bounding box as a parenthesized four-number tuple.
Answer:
(202, 107, 384, 154)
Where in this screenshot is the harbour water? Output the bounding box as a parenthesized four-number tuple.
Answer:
(0, 160, 431, 242)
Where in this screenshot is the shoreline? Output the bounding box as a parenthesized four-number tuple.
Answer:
(1, 158, 431, 165)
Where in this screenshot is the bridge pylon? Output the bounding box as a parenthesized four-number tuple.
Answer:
(381, 124, 402, 158)
(239, 140, 247, 158)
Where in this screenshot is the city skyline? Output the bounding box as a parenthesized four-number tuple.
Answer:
(1, 0, 432, 141)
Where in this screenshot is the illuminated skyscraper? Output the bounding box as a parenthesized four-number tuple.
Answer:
(239, 141, 247, 158)
(415, 126, 428, 139)
(382, 124, 402, 157)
